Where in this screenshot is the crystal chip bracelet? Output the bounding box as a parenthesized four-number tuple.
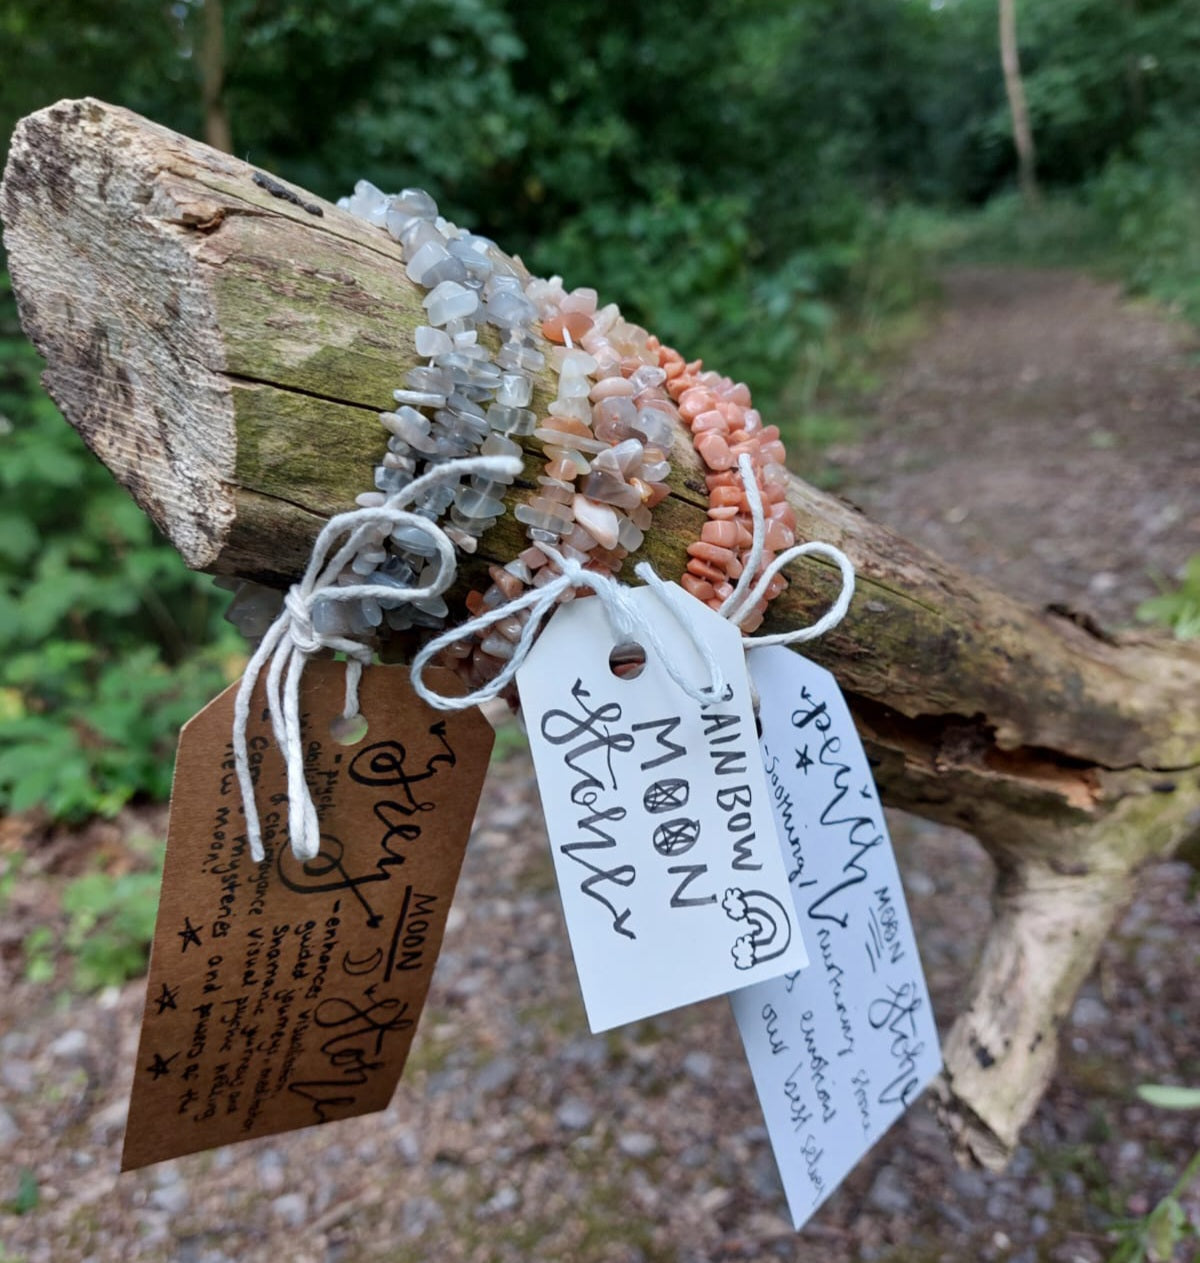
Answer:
(446, 278, 682, 690)
(225, 182, 546, 646)
(331, 181, 549, 636)
(656, 343, 796, 633)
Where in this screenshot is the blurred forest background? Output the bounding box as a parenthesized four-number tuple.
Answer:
(0, 0, 1198, 825)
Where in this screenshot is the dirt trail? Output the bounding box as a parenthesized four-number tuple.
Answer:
(833, 266, 1200, 625)
(1, 267, 1198, 1263)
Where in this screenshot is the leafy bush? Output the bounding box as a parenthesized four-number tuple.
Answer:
(528, 190, 757, 381)
(10, 841, 162, 990)
(0, 273, 242, 820)
(60, 858, 163, 990)
(942, 191, 1114, 270)
(1092, 119, 1200, 323)
(531, 191, 940, 427)
(948, 117, 1200, 329)
(4, 1167, 38, 1216)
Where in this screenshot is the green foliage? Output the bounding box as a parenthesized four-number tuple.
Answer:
(0, 1, 195, 162)
(0, 274, 241, 820)
(943, 192, 1113, 270)
(5, 1168, 39, 1216)
(59, 856, 163, 989)
(16, 843, 163, 990)
(0, 851, 21, 903)
(1108, 1087, 1200, 1262)
(22, 924, 55, 985)
(534, 190, 940, 425)
(1109, 1162, 1200, 1262)
(1136, 556, 1200, 640)
(1124, 1196, 1189, 1263)
(529, 189, 839, 410)
(947, 131, 1200, 339)
(1092, 120, 1200, 323)
(489, 718, 529, 763)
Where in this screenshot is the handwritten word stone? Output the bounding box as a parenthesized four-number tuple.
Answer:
(516, 585, 808, 1033)
(731, 646, 941, 1228)
(122, 661, 493, 1169)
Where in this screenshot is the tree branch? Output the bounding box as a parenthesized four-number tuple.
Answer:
(4, 99, 1197, 1165)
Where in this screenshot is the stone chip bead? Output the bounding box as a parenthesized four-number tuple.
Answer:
(423, 280, 479, 325)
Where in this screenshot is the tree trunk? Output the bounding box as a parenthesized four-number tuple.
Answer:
(3, 99, 1197, 1167)
(999, 0, 1040, 206)
(199, 0, 232, 155)
(1122, 0, 1147, 126)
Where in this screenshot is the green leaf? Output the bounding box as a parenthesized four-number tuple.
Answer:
(1107, 1231, 1147, 1263)
(24, 955, 54, 984)
(1137, 1084, 1200, 1110)
(1145, 1197, 1186, 1263)
(60, 862, 163, 990)
(8, 1167, 39, 1215)
(0, 514, 39, 564)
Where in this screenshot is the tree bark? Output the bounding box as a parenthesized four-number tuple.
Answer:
(3, 100, 1198, 1167)
(999, 0, 1040, 206)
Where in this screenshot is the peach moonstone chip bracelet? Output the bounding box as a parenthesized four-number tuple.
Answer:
(656, 343, 796, 634)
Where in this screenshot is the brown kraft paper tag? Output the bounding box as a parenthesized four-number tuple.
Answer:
(122, 660, 493, 1170)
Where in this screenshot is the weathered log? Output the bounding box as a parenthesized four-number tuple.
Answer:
(4, 99, 1198, 1167)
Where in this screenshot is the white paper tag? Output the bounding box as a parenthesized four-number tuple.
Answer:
(731, 645, 941, 1228)
(516, 585, 809, 1033)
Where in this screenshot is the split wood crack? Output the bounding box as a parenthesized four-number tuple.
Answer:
(3, 98, 1197, 1170)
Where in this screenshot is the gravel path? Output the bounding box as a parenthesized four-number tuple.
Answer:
(827, 266, 1200, 627)
(2, 266, 1198, 1262)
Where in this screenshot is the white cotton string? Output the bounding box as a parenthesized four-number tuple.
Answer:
(717, 453, 857, 648)
(735, 541, 856, 647)
(717, 453, 768, 622)
(408, 450, 855, 717)
(410, 545, 725, 712)
(233, 453, 524, 863)
(342, 659, 365, 726)
(633, 561, 727, 702)
(619, 566, 727, 704)
(411, 575, 565, 712)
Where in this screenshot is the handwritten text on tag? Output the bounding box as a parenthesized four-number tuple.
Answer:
(516, 585, 808, 1033)
(731, 645, 941, 1228)
(122, 661, 493, 1170)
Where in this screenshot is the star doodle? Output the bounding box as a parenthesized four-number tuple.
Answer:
(644, 778, 689, 814)
(177, 916, 203, 952)
(794, 745, 813, 774)
(154, 982, 180, 1014)
(146, 1051, 178, 1080)
(653, 816, 702, 858)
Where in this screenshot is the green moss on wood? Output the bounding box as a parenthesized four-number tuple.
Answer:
(232, 382, 383, 516)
